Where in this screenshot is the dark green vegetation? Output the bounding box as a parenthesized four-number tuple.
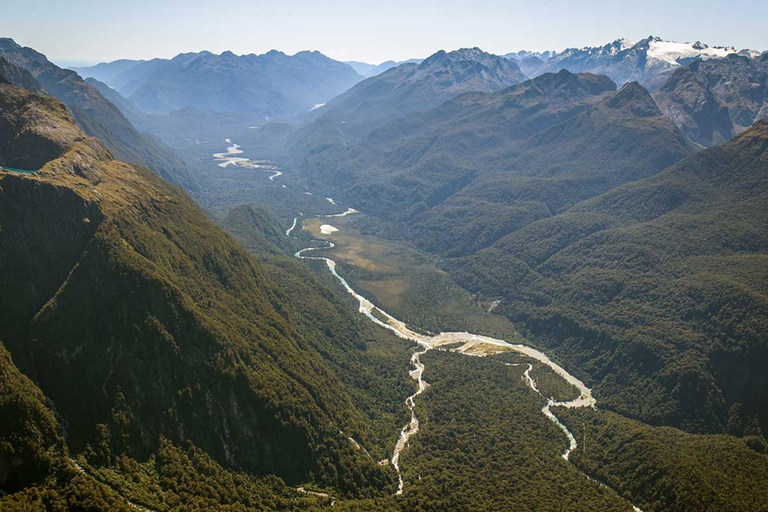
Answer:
(449, 120, 768, 434)
(296, 70, 693, 257)
(0, 38, 196, 190)
(3, 36, 768, 510)
(291, 56, 768, 438)
(398, 351, 633, 511)
(558, 407, 768, 511)
(75, 439, 331, 511)
(653, 54, 768, 146)
(0, 340, 137, 511)
(0, 82, 417, 508)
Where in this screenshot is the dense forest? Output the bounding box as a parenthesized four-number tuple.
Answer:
(448, 120, 768, 435)
(558, 407, 768, 511)
(0, 82, 410, 507)
(289, 61, 768, 438)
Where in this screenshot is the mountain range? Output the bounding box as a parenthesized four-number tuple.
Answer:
(505, 36, 761, 86)
(450, 118, 768, 433)
(2, 34, 768, 511)
(294, 70, 695, 254)
(654, 53, 768, 146)
(288, 53, 767, 437)
(73, 50, 364, 116)
(345, 58, 424, 78)
(290, 48, 527, 156)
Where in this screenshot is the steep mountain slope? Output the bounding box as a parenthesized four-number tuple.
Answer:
(0, 341, 65, 493)
(297, 71, 693, 256)
(290, 48, 527, 155)
(101, 50, 362, 116)
(0, 82, 404, 500)
(508, 36, 757, 86)
(653, 54, 768, 146)
(0, 55, 45, 94)
(559, 407, 768, 512)
(0, 80, 86, 169)
(0, 38, 195, 190)
(449, 120, 768, 434)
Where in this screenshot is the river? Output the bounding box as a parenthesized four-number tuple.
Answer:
(291, 221, 596, 488)
(221, 140, 640, 510)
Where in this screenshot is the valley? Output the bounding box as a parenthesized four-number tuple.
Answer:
(204, 129, 768, 509)
(291, 195, 639, 509)
(1, 21, 767, 511)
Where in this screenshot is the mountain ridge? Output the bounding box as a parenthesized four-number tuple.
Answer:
(505, 36, 762, 85)
(290, 47, 528, 160)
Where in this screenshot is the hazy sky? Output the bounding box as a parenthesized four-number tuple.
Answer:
(2, 0, 766, 66)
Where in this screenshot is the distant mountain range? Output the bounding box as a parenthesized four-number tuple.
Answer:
(505, 36, 762, 85)
(71, 58, 146, 84)
(73, 50, 364, 116)
(295, 70, 694, 245)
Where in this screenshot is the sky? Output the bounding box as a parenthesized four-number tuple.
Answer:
(1, 0, 766, 67)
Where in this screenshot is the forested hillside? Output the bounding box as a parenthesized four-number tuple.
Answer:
(0, 81, 414, 507)
(296, 71, 694, 257)
(449, 120, 768, 433)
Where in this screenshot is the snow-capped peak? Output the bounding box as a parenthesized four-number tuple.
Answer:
(646, 39, 737, 66)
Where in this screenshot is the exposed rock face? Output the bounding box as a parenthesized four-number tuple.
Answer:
(654, 54, 768, 146)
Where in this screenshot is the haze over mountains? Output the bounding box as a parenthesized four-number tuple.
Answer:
(291, 48, 527, 154)
(73, 49, 363, 116)
(1, 30, 768, 512)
